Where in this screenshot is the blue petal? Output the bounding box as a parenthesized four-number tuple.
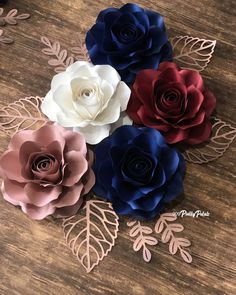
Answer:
(111, 176, 143, 202)
(88, 44, 108, 64)
(129, 190, 163, 211)
(119, 3, 143, 13)
(161, 147, 180, 180)
(97, 8, 119, 23)
(133, 11, 150, 30)
(133, 128, 167, 155)
(110, 126, 141, 147)
(146, 10, 165, 29)
(86, 23, 105, 49)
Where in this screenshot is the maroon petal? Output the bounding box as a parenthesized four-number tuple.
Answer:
(164, 128, 189, 144)
(182, 87, 204, 120)
(158, 67, 183, 84)
(180, 69, 204, 91)
(202, 90, 216, 117)
(62, 151, 88, 186)
(176, 110, 205, 129)
(24, 182, 62, 206)
(126, 92, 143, 124)
(185, 120, 212, 144)
(137, 106, 170, 132)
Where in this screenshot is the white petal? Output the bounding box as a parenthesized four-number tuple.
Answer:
(113, 81, 131, 111)
(41, 91, 60, 122)
(110, 112, 133, 134)
(71, 64, 98, 79)
(66, 61, 91, 74)
(92, 98, 121, 126)
(94, 65, 121, 90)
(74, 124, 110, 144)
(51, 71, 71, 91)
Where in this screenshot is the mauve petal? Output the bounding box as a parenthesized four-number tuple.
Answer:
(164, 128, 189, 144)
(62, 151, 88, 186)
(180, 69, 204, 91)
(54, 184, 84, 208)
(185, 120, 212, 144)
(32, 124, 65, 149)
(62, 129, 87, 155)
(53, 198, 84, 218)
(24, 182, 62, 206)
(46, 141, 64, 163)
(202, 90, 216, 117)
(19, 141, 41, 167)
(82, 168, 95, 194)
(21, 203, 55, 220)
(0, 151, 26, 182)
(2, 179, 27, 204)
(9, 130, 34, 151)
(1, 182, 20, 206)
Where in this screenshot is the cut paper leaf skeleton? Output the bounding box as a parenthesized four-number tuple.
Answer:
(62, 199, 119, 273)
(171, 36, 216, 72)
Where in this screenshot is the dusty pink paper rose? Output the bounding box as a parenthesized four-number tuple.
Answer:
(0, 124, 95, 220)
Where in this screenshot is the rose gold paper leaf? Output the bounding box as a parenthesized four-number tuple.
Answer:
(169, 238, 178, 255)
(0, 29, 13, 44)
(62, 199, 119, 273)
(180, 248, 192, 263)
(171, 36, 216, 71)
(154, 213, 192, 263)
(70, 33, 90, 62)
(41, 36, 75, 73)
(143, 247, 152, 262)
(160, 212, 177, 222)
(154, 218, 164, 233)
(177, 238, 191, 247)
(168, 223, 184, 232)
(182, 116, 236, 164)
(0, 96, 48, 135)
(161, 228, 172, 243)
(127, 220, 158, 262)
(2, 9, 30, 26)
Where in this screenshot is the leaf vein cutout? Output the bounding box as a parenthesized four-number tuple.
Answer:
(127, 220, 158, 262)
(41, 36, 75, 73)
(171, 36, 216, 71)
(0, 96, 48, 136)
(182, 116, 236, 164)
(70, 33, 90, 62)
(154, 213, 192, 263)
(62, 199, 119, 273)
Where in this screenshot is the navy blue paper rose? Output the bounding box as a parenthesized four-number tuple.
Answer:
(92, 126, 185, 219)
(86, 3, 173, 84)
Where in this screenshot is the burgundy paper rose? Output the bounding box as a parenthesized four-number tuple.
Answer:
(127, 62, 216, 144)
(0, 124, 95, 220)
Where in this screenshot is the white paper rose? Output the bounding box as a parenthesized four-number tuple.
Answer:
(41, 61, 132, 144)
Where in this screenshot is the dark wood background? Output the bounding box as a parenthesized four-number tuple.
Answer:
(0, 0, 235, 294)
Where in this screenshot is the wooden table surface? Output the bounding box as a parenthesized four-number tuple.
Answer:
(0, 0, 235, 294)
